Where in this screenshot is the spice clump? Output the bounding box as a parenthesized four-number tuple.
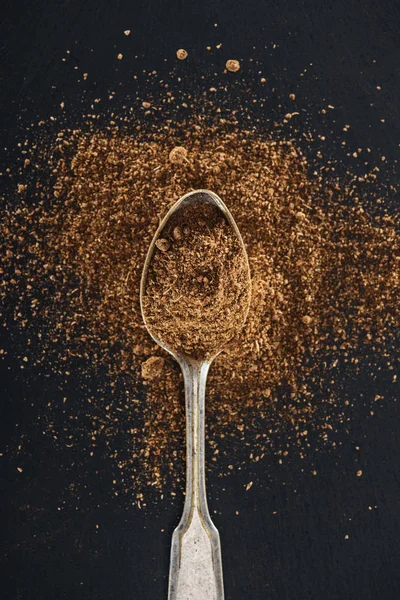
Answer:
(169, 146, 189, 164)
(176, 49, 188, 60)
(141, 356, 165, 380)
(226, 59, 240, 72)
(1, 109, 398, 500)
(142, 200, 251, 359)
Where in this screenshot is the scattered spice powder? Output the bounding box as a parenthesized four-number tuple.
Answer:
(0, 87, 398, 504)
(142, 199, 251, 359)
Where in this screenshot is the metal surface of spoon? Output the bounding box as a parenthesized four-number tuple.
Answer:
(140, 190, 251, 600)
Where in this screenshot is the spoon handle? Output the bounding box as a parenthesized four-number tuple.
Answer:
(168, 359, 224, 600)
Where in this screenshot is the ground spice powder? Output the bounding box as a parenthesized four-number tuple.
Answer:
(0, 108, 398, 503)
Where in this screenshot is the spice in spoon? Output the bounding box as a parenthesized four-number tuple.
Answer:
(142, 199, 251, 359)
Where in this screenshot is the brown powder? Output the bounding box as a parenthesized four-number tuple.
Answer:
(142, 200, 251, 359)
(0, 102, 398, 503)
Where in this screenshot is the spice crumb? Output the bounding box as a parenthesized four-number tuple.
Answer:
(226, 59, 240, 73)
(141, 356, 165, 380)
(176, 49, 188, 60)
(302, 315, 313, 326)
(155, 238, 170, 253)
(173, 226, 183, 240)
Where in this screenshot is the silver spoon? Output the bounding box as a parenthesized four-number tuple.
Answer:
(140, 189, 251, 600)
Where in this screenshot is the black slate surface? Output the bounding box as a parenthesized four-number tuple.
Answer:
(0, 1, 399, 599)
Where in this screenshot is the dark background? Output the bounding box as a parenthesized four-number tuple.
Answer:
(1, 0, 399, 599)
